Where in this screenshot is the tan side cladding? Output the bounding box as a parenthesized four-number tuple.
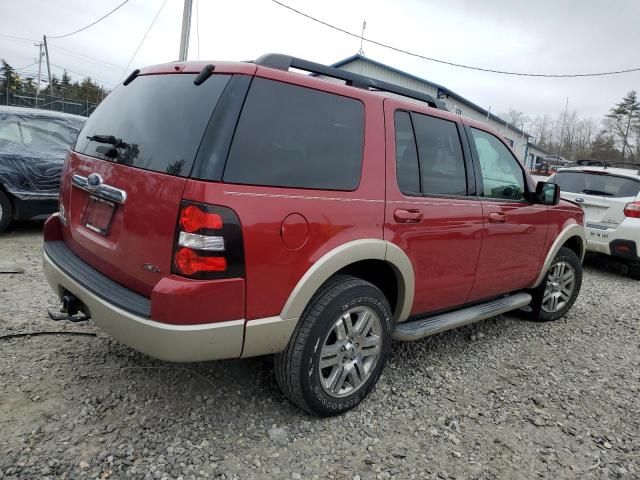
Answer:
(241, 239, 416, 358)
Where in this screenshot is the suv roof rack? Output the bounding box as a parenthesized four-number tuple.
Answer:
(254, 53, 448, 111)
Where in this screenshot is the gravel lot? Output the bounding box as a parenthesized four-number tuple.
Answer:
(1, 223, 639, 480)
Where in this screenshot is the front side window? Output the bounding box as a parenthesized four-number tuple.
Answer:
(471, 128, 525, 201)
(223, 78, 364, 190)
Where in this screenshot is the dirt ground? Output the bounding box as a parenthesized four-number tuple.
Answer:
(1, 222, 639, 479)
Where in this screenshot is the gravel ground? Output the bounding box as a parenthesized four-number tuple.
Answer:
(1, 222, 639, 480)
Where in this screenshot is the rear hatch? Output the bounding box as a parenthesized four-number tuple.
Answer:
(551, 170, 640, 228)
(61, 71, 233, 297)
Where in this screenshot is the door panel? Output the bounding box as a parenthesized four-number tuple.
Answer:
(466, 126, 549, 301)
(384, 100, 483, 316)
(469, 201, 548, 301)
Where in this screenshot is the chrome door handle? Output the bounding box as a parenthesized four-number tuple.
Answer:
(488, 212, 506, 223)
(394, 209, 423, 223)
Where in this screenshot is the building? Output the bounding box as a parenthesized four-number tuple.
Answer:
(329, 54, 538, 166)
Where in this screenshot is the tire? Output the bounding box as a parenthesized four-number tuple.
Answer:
(525, 247, 582, 322)
(274, 275, 393, 416)
(0, 190, 12, 233)
(629, 263, 640, 280)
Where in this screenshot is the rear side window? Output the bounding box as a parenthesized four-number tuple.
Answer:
(75, 74, 231, 177)
(412, 113, 467, 196)
(552, 171, 640, 198)
(393, 110, 467, 196)
(394, 111, 420, 194)
(223, 78, 364, 190)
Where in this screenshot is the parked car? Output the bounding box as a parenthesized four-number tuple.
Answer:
(549, 166, 640, 279)
(0, 106, 85, 232)
(42, 54, 585, 416)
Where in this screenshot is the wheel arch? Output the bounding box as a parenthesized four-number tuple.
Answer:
(532, 223, 586, 288)
(279, 239, 414, 324)
(241, 239, 415, 358)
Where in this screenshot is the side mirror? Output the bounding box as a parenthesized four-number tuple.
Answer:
(535, 181, 560, 205)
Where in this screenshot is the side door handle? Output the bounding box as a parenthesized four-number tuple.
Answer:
(394, 209, 423, 223)
(488, 212, 506, 223)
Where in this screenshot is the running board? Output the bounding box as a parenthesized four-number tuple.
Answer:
(393, 292, 532, 341)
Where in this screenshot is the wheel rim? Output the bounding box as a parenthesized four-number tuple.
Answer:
(542, 260, 576, 313)
(318, 306, 383, 398)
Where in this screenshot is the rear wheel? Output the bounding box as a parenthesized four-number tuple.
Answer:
(275, 275, 392, 416)
(526, 247, 582, 321)
(0, 190, 12, 233)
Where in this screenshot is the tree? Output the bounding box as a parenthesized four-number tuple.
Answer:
(590, 131, 618, 161)
(1, 59, 22, 93)
(606, 91, 640, 163)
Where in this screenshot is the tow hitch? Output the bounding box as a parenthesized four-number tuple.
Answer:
(48, 292, 91, 322)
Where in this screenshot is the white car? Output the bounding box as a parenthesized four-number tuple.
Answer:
(549, 166, 640, 279)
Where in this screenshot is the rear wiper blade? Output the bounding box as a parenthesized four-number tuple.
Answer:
(581, 189, 613, 196)
(86, 134, 129, 149)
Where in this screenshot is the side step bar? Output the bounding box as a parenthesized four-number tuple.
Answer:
(393, 292, 532, 341)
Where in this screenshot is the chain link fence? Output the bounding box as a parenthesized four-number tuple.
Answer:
(0, 91, 97, 117)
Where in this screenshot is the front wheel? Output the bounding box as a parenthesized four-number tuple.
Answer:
(526, 246, 582, 321)
(275, 275, 392, 416)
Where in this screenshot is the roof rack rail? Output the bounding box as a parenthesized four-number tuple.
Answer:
(254, 53, 448, 111)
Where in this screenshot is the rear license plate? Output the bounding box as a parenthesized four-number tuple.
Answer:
(83, 196, 115, 235)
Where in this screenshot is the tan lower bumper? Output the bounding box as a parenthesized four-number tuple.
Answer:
(43, 251, 244, 362)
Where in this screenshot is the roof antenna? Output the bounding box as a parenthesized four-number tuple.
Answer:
(358, 20, 366, 56)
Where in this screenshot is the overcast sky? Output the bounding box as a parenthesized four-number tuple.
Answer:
(2, 0, 639, 125)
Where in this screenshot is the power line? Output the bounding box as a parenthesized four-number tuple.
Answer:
(48, 43, 125, 70)
(49, 62, 115, 86)
(48, 0, 133, 39)
(271, 0, 640, 78)
(119, 0, 168, 82)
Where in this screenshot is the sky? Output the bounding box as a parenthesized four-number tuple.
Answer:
(1, 0, 640, 126)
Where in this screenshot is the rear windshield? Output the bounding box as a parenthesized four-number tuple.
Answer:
(74, 73, 230, 177)
(552, 171, 640, 198)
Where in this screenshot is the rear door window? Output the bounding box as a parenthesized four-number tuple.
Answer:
(553, 171, 640, 197)
(412, 113, 467, 196)
(75, 74, 231, 177)
(223, 78, 364, 191)
(394, 111, 420, 195)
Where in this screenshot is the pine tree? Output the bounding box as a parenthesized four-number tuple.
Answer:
(606, 91, 640, 163)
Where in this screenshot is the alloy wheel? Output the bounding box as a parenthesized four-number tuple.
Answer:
(542, 260, 576, 313)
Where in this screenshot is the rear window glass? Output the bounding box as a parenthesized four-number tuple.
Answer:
(223, 78, 364, 191)
(553, 171, 640, 197)
(75, 74, 231, 177)
(0, 113, 83, 149)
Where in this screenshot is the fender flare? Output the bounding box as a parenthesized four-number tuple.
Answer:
(241, 239, 415, 358)
(280, 239, 415, 322)
(532, 223, 586, 288)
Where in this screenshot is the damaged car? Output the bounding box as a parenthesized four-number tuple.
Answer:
(0, 106, 85, 232)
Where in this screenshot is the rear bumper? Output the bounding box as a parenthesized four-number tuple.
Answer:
(43, 248, 245, 362)
(585, 219, 640, 262)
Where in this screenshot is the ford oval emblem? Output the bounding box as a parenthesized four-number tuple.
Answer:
(87, 173, 103, 190)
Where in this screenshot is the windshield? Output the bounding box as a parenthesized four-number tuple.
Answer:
(552, 171, 640, 198)
(74, 73, 231, 177)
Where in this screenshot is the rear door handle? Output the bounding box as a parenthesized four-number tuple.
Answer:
(488, 212, 506, 223)
(394, 209, 423, 223)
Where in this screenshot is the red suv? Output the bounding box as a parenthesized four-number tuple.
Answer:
(43, 54, 586, 416)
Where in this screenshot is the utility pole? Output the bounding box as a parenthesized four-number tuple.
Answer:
(178, 0, 193, 61)
(557, 96, 569, 165)
(35, 42, 43, 108)
(43, 35, 53, 98)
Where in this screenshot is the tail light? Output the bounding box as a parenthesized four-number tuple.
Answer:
(172, 201, 244, 279)
(624, 201, 640, 218)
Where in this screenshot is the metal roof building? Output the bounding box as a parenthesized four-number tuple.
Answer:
(330, 54, 540, 167)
